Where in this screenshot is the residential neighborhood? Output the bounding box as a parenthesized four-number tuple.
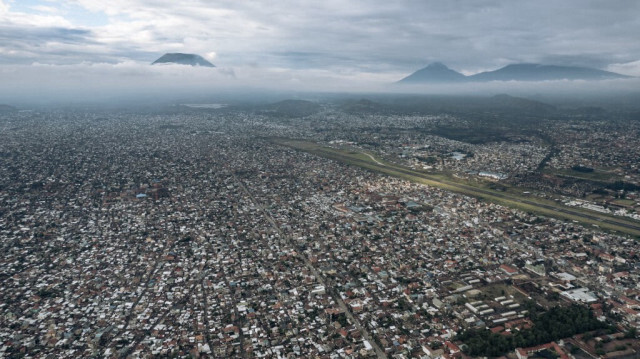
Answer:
(1, 105, 639, 358)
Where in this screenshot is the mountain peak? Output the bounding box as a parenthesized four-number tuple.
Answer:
(469, 63, 629, 81)
(398, 62, 631, 84)
(152, 53, 215, 67)
(398, 62, 466, 83)
(426, 62, 448, 69)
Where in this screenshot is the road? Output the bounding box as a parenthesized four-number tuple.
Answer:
(364, 153, 385, 166)
(309, 147, 640, 235)
(230, 171, 388, 359)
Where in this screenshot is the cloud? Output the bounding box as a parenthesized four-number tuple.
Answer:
(0, 0, 639, 88)
(217, 67, 236, 78)
(608, 60, 640, 77)
(1, 59, 638, 106)
(205, 52, 217, 61)
(390, 77, 640, 98)
(0, 61, 402, 104)
(29, 5, 61, 14)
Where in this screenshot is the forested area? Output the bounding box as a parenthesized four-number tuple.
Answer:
(457, 304, 610, 357)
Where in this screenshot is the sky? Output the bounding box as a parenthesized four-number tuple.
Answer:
(1, 0, 640, 102)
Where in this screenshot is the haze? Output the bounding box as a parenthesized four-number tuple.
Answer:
(1, 0, 640, 104)
(4, 1, 640, 357)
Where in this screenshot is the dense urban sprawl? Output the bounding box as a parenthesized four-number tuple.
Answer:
(1, 106, 639, 358)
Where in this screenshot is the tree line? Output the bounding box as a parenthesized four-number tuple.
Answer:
(457, 304, 609, 357)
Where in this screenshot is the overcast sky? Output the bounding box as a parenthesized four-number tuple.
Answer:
(1, 0, 639, 100)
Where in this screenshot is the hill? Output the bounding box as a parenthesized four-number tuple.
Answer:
(152, 53, 215, 67)
(339, 98, 392, 114)
(336, 94, 556, 120)
(487, 94, 557, 113)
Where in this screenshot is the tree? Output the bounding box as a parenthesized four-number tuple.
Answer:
(458, 304, 608, 357)
(624, 327, 637, 339)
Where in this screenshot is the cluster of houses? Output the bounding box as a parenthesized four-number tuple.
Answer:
(1, 109, 639, 358)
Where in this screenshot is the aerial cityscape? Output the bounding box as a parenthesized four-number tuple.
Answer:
(1, 1, 640, 358)
(2, 98, 640, 358)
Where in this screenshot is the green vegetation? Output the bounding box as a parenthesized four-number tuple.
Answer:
(612, 199, 636, 207)
(543, 167, 621, 182)
(335, 312, 349, 328)
(571, 165, 594, 173)
(480, 284, 527, 302)
(457, 305, 609, 357)
(431, 126, 511, 144)
(37, 288, 60, 298)
(272, 138, 640, 238)
(607, 181, 640, 192)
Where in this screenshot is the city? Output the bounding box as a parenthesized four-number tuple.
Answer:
(3, 0, 640, 358)
(1, 101, 639, 358)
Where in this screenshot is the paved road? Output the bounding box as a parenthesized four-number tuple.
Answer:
(363, 153, 385, 166)
(231, 172, 388, 359)
(313, 148, 640, 234)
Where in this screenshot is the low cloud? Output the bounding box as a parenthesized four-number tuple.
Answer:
(1, 0, 639, 73)
(0, 0, 639, 104)
(0, 61, 399, 104)
(608, 60, 640, 77)
(1, 60, 638, 106)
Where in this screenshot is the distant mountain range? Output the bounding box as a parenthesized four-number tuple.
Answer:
(399, 62, 631, 83)
(152, 53, 215, 67)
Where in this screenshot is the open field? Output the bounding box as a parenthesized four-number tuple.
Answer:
(611, 198, 638, 207)
(542, 167, 622, 182)
(480, 284, 529, 303)
(272, 138, 640, 238)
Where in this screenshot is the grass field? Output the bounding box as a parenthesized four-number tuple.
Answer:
(611, 199, 637, 207)
(542, 167, 622, 182)
(480, 284, 528, 302)
(272, 138, 640, 238)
